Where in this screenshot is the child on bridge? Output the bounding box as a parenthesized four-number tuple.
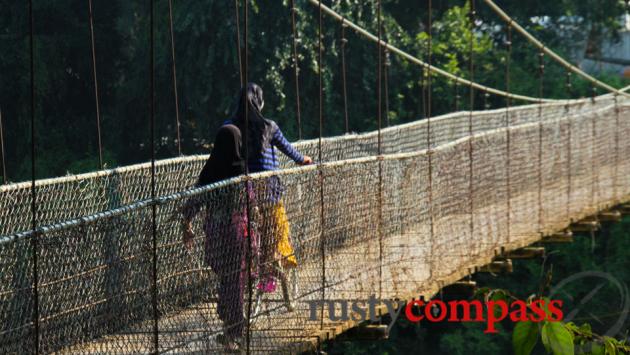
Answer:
(227, 83, 312, 308)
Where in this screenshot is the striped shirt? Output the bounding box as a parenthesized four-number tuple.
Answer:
(225, 119, 304, 172)
(250, 125, 304, 172)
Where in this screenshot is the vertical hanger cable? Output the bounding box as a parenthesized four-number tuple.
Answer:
(88, 0, 104, 168)
(167, 0, 182, 155)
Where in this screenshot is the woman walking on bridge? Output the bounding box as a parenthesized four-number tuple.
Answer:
(182, 123, 252, 352)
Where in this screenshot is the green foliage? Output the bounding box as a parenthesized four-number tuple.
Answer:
(541, 321, 574, 355)
(474, 287, 627, 355)
(1, 0, 628, 182)
(439, 322, 508, 355)
(513, 321, 539, 355)
(565, 322, 630, 355)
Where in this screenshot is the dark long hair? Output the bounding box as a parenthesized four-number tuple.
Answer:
(230, 83, 270, 161)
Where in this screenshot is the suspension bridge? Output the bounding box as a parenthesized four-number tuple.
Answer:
(1, 0, 630, 354)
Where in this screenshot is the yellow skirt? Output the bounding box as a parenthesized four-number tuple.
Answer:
(272, 201, 297, 268)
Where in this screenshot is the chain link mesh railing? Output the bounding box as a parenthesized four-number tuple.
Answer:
(1, 96, 629, 353)
(0, 97, 612, 238)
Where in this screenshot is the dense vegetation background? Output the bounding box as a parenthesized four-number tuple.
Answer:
(0, 0, 628, 182)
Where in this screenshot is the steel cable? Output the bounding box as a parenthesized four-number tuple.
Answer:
(234, 0, 244, 86)
(481, 0, 630, 98)
(505, 24, 512, 243)
(243, 1, 254, 353)
(340, 18, 349, 132)
(376, 0, 384, 302)
(167, 0, 182, 156)
(467, 0, 475, 258)
(290, 0, 302, 140)
(28, 0, 40, 351)
(149, 0, 159, 351)
(87, 0, 104, 169)
(306, 0, 559, 103)
(427, 0, 436, 282)
(0, 106, 6, 184)
(537, 51, 544, 233)
(317, 0, 325, 340)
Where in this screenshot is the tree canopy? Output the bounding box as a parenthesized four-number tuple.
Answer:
(0, 0, 627, 182)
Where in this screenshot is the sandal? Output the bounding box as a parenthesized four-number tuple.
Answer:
(216, 333, 242, 353)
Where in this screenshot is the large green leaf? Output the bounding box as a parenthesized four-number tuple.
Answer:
(512, 321, 539, 355)
(603, 337, 617, 355)
(590, 342, 605, 355)
(541, 322, 574, 355)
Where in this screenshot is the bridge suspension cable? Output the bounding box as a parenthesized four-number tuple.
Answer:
(384, 48, 390, 126)
(376, 0, 384, 302)
(504, 23, 512, 242)
(307, 0, 558, 103)
(0, 106, 6, 184)
(167, 0, 182, 156)
(564, 71, 573, 222)
(340, 17, 350, 132)
(453, 79, 460, 111)
(289, 0, 303, 140)
(426, 1, 432, 121)
(148, 0, 159, 350)
(614, 93, 620, 202)
(316, 1, 327, 350)
(317, 0, 325, 332)
(87, 0, 104, 169)
(427, 0, 436, 282)
(241, 1, 255, 353)
(537, 50, 545, 232)
(467, 0, 475, 261)
(481, 0, 630, 98)
(233, 0, 243, 87)
(28, 0, 40, 351)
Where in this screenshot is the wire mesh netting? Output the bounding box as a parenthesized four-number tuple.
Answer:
(1, 96, 629, 353)
(0, 98, 613, 237)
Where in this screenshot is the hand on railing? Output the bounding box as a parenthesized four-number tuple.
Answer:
(182, 220, 194, 250)
(300, 156, 313, 165)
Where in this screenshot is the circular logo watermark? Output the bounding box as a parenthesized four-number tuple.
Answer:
(549, 271, 629, 350)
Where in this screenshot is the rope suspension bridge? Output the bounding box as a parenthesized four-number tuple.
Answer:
(1, 0, 630, 354)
